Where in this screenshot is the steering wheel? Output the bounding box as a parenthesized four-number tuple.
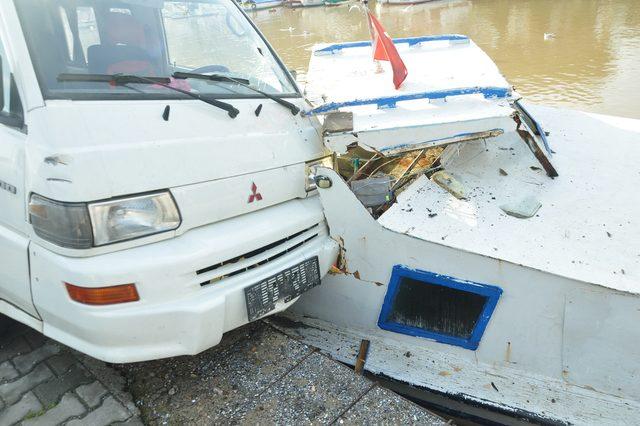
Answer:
(190, 65, 231, 74)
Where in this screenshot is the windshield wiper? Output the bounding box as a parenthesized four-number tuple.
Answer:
(57, 73, 239, 118)
(173, 71, 300, 116)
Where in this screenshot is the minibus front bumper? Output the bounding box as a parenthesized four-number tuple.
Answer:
(29, 197, 339, 363)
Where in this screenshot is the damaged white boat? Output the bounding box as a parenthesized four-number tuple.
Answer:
(278, 34, 640, 424)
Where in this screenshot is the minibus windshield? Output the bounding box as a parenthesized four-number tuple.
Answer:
(15, 0, 298, 100)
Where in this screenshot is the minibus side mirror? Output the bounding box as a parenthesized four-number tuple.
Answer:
(290, 69, 298, 81)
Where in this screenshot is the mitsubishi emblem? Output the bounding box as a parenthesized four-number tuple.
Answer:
(248, 182, 263, 203)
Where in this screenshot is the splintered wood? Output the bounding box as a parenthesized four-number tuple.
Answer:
(355, 339, 371, 374)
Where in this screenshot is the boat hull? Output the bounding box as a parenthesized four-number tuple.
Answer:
(286, 106, 640, 424)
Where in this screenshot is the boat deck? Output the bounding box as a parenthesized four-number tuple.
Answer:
(121, 319, 447, 424)
(305, 35, 510, 107)
(379, 105, 640, 293)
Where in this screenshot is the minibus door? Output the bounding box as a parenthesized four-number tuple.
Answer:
(0, 34, 38, 318)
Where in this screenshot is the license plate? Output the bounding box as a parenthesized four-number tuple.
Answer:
(244, 257, 321, 321)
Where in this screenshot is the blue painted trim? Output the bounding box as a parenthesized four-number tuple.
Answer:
(377, 265, 502, 351)
(304, 86, 511, 116)
(378, 129, 504, 153)
(514, 100, 552, 154)
(314, 34, 470, 55)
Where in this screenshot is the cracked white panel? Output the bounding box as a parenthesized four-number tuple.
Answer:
(307, 37, 516, 154)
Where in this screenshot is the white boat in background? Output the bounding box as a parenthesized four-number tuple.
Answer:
(276, 34, 640, 425)
(242, 0, 283, 10)
(323, 0, 349, 6)
(285, 0, 324, 7)
(378, 0, 436, 4)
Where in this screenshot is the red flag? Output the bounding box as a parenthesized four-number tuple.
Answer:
(368, 12, 408, 90)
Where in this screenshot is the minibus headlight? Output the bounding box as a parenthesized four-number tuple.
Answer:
(89, 192, 181, 246)
(29, 192, 181, 248)
(305, 155, 334, 191)
(29, 195, 93, 249)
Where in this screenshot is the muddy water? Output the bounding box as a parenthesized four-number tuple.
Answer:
(251, 0, 640, 118)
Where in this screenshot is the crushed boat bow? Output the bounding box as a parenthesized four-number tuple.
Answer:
(285, 31, 640, 425)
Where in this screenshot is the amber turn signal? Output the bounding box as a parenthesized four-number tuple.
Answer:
(65, 283, 140, 305)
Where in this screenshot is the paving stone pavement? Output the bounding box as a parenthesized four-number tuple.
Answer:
(121, 321, 449, 425)
(1, 319, 449, 425)
(0, 322, 141, 426)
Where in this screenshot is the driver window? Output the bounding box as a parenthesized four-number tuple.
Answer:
(162, 2, 241, 69)
(51, 4, 166, 76)
(0, 39, 24, 128)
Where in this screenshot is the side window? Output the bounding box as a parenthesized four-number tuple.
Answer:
(0, 39, 24, 128)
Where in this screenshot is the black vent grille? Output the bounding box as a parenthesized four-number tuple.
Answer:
(198, 224, 320, 287)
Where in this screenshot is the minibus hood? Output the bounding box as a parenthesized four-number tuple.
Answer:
(26, 99, 324, 202)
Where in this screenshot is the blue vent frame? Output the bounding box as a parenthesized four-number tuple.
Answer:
(378, 265, 502, 350)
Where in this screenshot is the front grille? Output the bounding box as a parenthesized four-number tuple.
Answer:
(198, 224, 320, 287)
